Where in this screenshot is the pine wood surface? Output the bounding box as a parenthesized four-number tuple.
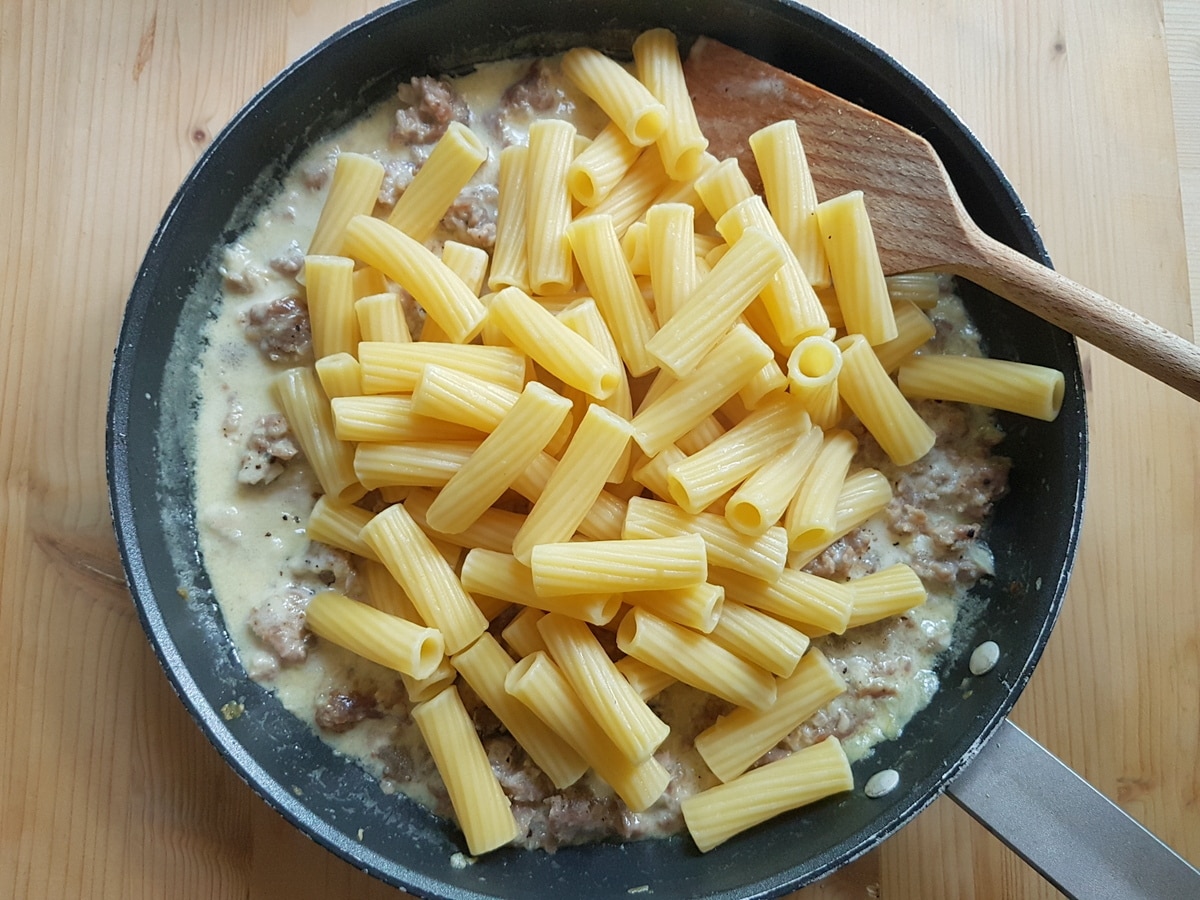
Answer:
(1, 1, 1196, 898)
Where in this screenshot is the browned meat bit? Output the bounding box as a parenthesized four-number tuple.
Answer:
(314, 688, 381, 733)
(241, 295, 311, 362)
(486, 736, 554, 803)
(804, 527, 879, 581)
(268, 240, 305, 278)
(393, 76, 470, 144)
(238, 413, 299, 485)
(502, 60, 566, 115)
(247, 587, 312, 666)
(543, 787, 621, 851)
(290, 542, 356, 592)
(441, 184, 498, 249)
(377, 157, 417, 207)
(219, 242, 268, 293)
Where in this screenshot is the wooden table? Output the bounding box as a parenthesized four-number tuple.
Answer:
(3, 1, 1197, 897)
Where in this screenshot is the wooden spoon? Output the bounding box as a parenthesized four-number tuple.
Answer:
(684, 38, 1200, 401)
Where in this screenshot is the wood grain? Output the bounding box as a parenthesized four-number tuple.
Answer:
(1, 1, 1196, 898)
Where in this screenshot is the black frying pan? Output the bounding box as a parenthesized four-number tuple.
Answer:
(107, 1, 1088, 896)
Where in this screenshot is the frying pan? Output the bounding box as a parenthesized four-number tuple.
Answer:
(104, 0, 1190, 896)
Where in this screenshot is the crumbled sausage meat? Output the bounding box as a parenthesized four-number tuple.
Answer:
(393, 76, 470, 144)
(247, 588, 312, 667)
(441, 184, 498, 249)
(241, 295, 311, 362)
(238, 413, 299, 485)
(219, 243, 269, 294)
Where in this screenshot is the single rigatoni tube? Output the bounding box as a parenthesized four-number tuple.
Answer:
(537, 613, 669, 763)
(815, 191, 897, 344)
(561, 46, 667, 146)
(715, 195, 828, 345)
(410, 364, 521, 430)
(403, 488, 523, 556)
(489, 145, 530, 292)
(355, 292, 412, 343)
(694, 157, 754, 221)
(623, 496, 787, 583)
(361, 558, 421, 621)
(666, 393, 809, 514)
(631, 323, 774, 455)
(616, 655, 677, 701)
(526, 119, 577, 295)
(785, 429, 858, 551)
(359, 502, 488, 654)
(304, 255, 358, 359)
(314, 352, 362, 399)
(353, 440, 478, 491)
(273, 367, 363, 503)
(709, 566, 854, 635)
(885, 272, 942, 308)
(425, 382, 572, 534)
(632, 443, 685, 501)
(342, 215, 486, 343)
(305, 495, 377, 561)
(837, 334, 935, 465)
(460, 549, 620, 626)
(502, 606, 549, 658)
(512, 405, 633, 563)
(569, 122, 642, 206)
(331, 395, 480, 443)
(739, 357, 788, 411)
(872, 301, 936, 373)
(616, 608, 776, 711)
(357, 341, 526, 394)
(622, 221, 651, 274)
(307, 152, 384, 256)
(646, 227, 786, 378)
(682, 737, 853, 852)
(708, 601, 811, 678)
(305, 591, 443, 679)
(412, 687, 520, 855)
(645, 202, 697, 326)
(748, 120, 830, 289)
(787, 467, 895, 569)
(566, 215, 658, 375)
(725, 425, 823, 536)
(401, 656, 458, 704)
(676, 415, 726, 455)
(578, 146, 670, 238)
(787, 335, 843, 429)
(388, 121, 487, 242)
(505, 651, 671, 811)
(633, 28, 708, 179)
(531, 533, 707, 597)
(451, 634, 588, 790)
(441, 240, 489, 296)
(847, 562, 927, 628)
(622, 582, 724, 633)
(352, 266, 389, 299)
(898, 355, 1066, 421)
(488, 287, 620, 399)
(509, 452, 628, 541)
(694, 649, 846, 783)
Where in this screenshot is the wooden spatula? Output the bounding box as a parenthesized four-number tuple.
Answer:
(684, 38, 1200, 401)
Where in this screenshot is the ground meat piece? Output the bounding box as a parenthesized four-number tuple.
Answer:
(486, 736, 554, 804)
(221, 393, 244, 438)
(290, 542, 356, 592)
(238, 412, 299, 485)
(441, 184, 498, 249)
(393, 76, 469, 144)
(377, 157, 416, 207)
(241, 295, 311, 362)
(219, 242, 268, 293)
(543, 787, 621, 850)
(247, 588, 312, 667)
(804, 527, 879, 581)
(314, 689, 381, 733)
(269, 240, 305, 277)
(300, 157, 335, 191)
(494, 60, 574, 143)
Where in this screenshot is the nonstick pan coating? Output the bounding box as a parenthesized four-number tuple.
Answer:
(106, 1, 1087, 896)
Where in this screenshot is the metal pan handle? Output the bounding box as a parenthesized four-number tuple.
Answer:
(946, 718, 1199, 898)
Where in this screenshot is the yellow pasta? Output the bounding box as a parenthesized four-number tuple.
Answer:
(632, 28, 708, 180)
(388, 121, 487, 242)
(307, 151, 385, 257)
(530, 533, 707, 597)
(682, 737, 854, 852)
(738, 357, 788, 410)
(353, 440, 478, 491)
(837, 333, 935, 465)
(708, 601, 811, 678)
(748, 120, 830, 289)
(644, 202, 697, 326)
(351, 265, 389, 300)
(526, 119, 577, 295)
(631, 443, 685, 501)
(509, 452, 628, 541)
(360, 558, 421, 621)
(359, 502, 488, 654)
(708, 566, 855, 635)
(342, 215, 487, 343)
(441, 240, 490, 297)
(560, 46, 667, 146)
(304, 591, 443, 679)
(504, 651, 672, 811)
(815, 191, 897, 345)
(694, 157, 755, 221)
(357, 341, 526, 394)
(273, 367, 363, 503)
(511, 404, 633, 563)
(488, 145, 530, 292)
(402, 487, 523, 555)
(623, 496, 788, 583)
(460, 548, 620, 626)
(411, 686, 520, 856)
(425, 382, 572, 534)
(622, 582, 724, 633)
(645, 227, 786, 378)
(566, 214, 658, 376)
(616, 608, 777, 711)
(725, 425, 823, 536)
(568, 122, 642, 206)
(885, 272, 942, 309)
(621, 220, 651, 275)
(615, 655, 677, 702)
(355, 292, 412, 344)
(787, 467, 895, 569)
(579, 145, 671, 239)
(314, 352, 362, 399)
(304, 255, 358, 359)
(898, 355, 1066, 421)
(785, 429, 858, 551)
(537, 613, 669, 763)
(305, 495, 377, 561)
(694, 649, 846, 783)
(451, 634, 588, 790)
(487, 287, 620, 399)
(787, 335, 843, 429)
(847, 562, 927, 628)
(331, 395, 481, 443)
(401, 656, 459, 704)
(872, 300, 936, 373)
(501, 606, 549, 658)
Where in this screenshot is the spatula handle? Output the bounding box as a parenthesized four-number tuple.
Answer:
(956, 231, 1200, 401)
